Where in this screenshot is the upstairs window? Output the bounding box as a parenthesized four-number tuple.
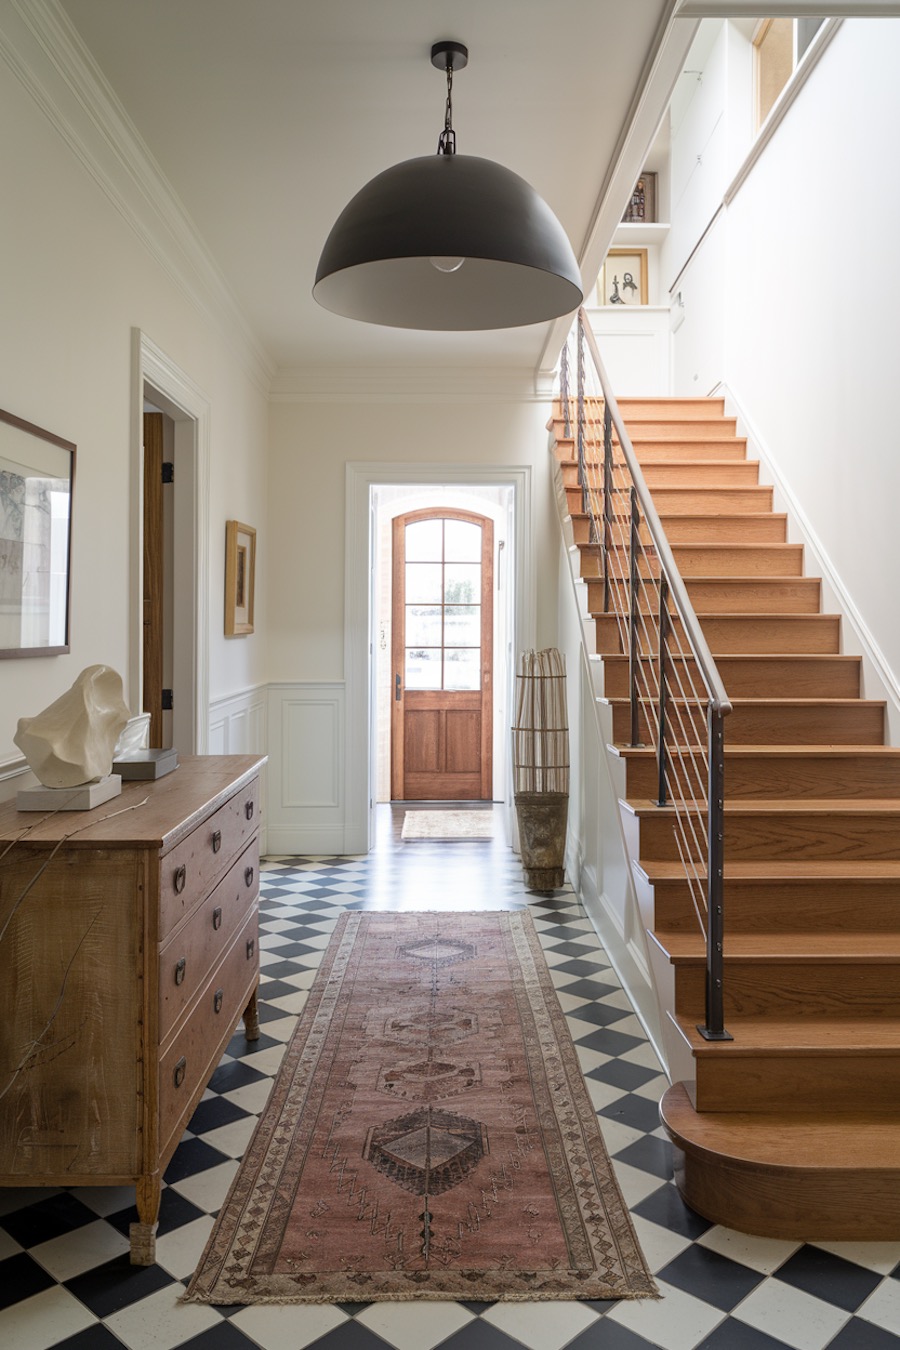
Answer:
(754, 17, 825, 129)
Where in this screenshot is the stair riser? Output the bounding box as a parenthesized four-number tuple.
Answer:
(676, 962, 900, 1019)
(586, 547, 805, 580)
(603, 656, 860, 700)
(560, 462, 759, 488)
(623, 753, 900, 800)
(651, 879, 900, 932)
(671, 1146, 900, 1240)
(639, 811, 900, 861)
(612, 702, 884, 746)
(569, 486, 773, 515)
(587, 578, 821, 615)
(556, 440, 750, 463)
(617, 420, 740, 441)
(693, 1054, 900, 1114)
(571, 514, 787, 544)
(594, 614, 841, 656)
(557, 398, 727, 422)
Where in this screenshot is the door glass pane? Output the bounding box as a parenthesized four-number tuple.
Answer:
(405, 518, 443, 561)
(406, 605, 442, 646)
(405, 562, 443, 604)
(444, 647, 480, 690)
(406, 647, 441, 689)
(444, 519, 481, 562)
(444, 604, 480, 647)
(444, 563, 480, 605)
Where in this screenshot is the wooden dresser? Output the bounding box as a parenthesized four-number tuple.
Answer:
(0, 755, 265, 1264)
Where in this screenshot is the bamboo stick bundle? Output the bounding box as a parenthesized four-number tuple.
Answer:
(512, 648, 569, 796)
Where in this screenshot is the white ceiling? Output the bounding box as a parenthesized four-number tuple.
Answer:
(57, 0, 684, 379)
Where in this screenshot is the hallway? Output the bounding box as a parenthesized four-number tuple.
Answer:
(1, 809, 898, 1350)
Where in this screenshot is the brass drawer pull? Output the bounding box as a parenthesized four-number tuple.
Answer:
(212, 829, 222, 853)
(246, 937, 255, 960)
(173, 864, 187, 895)
(245, 800, 254, 821)
(245, 866, 255, 889)
(174, 956, 186, 986)
(212, 906, 223, 930)
(214, 988, 224, 1015)
(173, 1056, 186, 1089)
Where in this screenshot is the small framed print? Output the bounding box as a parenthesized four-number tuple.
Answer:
(225, 520, 256, 636)
(597, 248, 649, 306)
(622, 171, 657, 223)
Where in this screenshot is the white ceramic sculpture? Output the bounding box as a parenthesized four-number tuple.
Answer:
(14, 665, 131, 788)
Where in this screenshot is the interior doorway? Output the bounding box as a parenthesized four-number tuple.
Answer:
(134, 330, 210, 755)
(373, 484, 514, 809)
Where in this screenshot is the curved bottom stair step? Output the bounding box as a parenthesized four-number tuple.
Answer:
(660, 1081, 900, 1241)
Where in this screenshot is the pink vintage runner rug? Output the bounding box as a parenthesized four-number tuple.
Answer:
(185, 910, 656, 1303)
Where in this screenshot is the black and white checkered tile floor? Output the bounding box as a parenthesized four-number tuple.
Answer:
(2, 806, 899, 1350)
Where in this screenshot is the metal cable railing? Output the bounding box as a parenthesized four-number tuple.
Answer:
(559, 309, 733, 1041)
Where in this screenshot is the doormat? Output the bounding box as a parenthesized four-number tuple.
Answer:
(185, 911, 657, 1304)
(401, 810, 494, 841)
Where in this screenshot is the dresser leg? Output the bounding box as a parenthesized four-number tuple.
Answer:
(130, 1173, 161, 1265)
(243, 985, 260, 1041)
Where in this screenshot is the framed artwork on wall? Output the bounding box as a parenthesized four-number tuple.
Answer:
(597, 248, 649, 306)
(0, 408, 75, 659)
(224, 519, 256, 636)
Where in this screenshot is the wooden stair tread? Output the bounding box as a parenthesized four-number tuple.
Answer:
(612, 742, 899, 758)
(637, 857, 900, 881)
(661, 1083, 900, 1168)
(670, 1013, 900, 1054)
(603, 697, 884, 710)
(655, 931, 900, 961)
(625, 797, 900, 817)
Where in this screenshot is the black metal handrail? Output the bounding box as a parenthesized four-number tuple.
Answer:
(560, 309, 733, 1041)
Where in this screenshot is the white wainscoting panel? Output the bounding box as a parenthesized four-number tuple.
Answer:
(208, 684, 268, 851)
(266, 683, 348, 855)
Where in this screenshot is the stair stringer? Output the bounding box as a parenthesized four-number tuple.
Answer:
(552, 446, 671, 1077)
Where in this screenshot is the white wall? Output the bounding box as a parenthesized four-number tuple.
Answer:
(266, 399, 555, 851)
(668, 17, 900, 692)
(0, 25, 269, 797)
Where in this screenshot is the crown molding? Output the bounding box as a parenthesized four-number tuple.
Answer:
(269, 365, 552, 405)
(0, 0, 275, 394)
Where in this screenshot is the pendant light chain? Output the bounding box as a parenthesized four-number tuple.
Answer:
(437, 60, 456, 155)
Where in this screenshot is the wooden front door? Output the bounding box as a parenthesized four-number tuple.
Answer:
(391, 509, 493, 801)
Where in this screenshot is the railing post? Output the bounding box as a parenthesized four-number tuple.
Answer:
(559, 337, 571, 440)
(628, 486, 643, 748)
(698, 704, 732, 1041)
(576, 314, 587, 521)
(656, 575, 669, 807)
(602, 402, 613, 612)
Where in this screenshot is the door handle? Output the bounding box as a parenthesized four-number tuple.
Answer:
(395, 673, 402, 701)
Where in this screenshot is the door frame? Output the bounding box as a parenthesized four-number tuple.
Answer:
(131, 329, 209, 752)
(345, 462, 535, 854)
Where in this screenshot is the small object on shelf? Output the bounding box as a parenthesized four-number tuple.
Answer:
(113, 748, 179, 781)
(17, 773, 122, 812)
(622, 171, 657, 223)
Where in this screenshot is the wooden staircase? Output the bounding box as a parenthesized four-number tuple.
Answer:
(553, 395, 900, 1240)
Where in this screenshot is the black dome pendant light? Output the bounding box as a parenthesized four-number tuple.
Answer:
(313, 41, 584, 330)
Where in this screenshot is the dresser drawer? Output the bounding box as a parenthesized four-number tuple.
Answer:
(158, 908, 259, 1155)
(158, 839, 259, 1042)
(159, 777, 259, 940)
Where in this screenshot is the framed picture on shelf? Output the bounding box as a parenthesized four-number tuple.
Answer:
(224, 519, 256, 636)
(597, 249, 649, 306)
(622, 171, 657, 223)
